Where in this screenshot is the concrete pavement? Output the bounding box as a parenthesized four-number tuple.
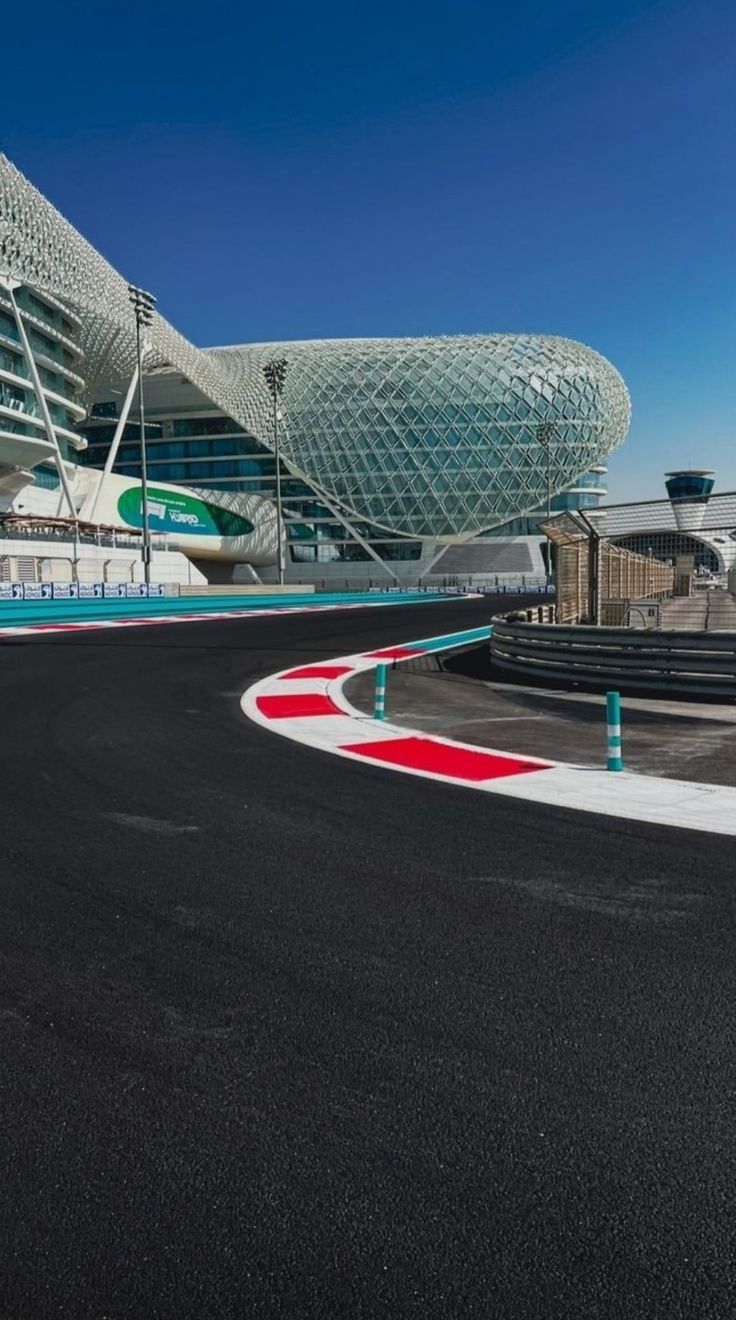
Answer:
(346, 645, 736, 785)
(659, 587, 736, 630)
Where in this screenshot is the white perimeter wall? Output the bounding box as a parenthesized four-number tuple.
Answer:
(0, 539, 207, 585)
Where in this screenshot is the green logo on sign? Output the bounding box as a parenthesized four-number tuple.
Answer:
(117, 486, 255, 538)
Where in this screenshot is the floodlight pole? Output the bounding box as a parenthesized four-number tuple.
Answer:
(128, 284, 156, 583)
(537, 421, 554, 584)
(273, 389, 283, 587)
(263, 359, 288, 586)
(135, 318, 150, 584)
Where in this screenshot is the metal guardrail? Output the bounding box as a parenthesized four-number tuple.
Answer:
(0, 523, 170, 549)
(491, 616, 736, 697)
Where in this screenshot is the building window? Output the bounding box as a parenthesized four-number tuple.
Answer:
(373, 540, 422, 560)
(0, 347, 26, 377)
(0, 381, 26, 408)
(33, 464, 61, 490)
(90, 400, 118, 419)
(172, 416, 245, 437)
(0, 312, 21, 342)
(29, 293, 55, 321)
(30, 330, 58, 358)
(290, 542, 373, 563)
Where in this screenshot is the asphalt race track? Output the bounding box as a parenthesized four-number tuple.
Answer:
(1, 597, 735, 1320)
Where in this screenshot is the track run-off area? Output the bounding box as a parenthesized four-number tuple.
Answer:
(2, 595, 735, 1319)
(242, 620, 736, 837)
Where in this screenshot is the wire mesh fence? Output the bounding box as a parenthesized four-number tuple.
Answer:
(540, 513, 675, 625)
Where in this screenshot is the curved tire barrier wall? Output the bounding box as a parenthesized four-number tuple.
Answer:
(490, 615, 736, 698)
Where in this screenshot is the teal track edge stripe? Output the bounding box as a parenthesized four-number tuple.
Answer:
(0, 590, 456, 629)
(406, 625, 492, 653)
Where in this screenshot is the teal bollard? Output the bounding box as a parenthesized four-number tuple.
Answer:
(606, 690, 623, 771)
(374, 663, 388, 720)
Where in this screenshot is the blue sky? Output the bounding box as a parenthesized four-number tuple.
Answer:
(5, 0, 734, 501)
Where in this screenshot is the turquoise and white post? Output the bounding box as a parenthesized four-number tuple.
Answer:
(374, 663, 388, 720)
(606, 690, 623, 771)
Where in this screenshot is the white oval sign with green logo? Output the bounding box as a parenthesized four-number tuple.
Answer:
(117, 486, 255, 538)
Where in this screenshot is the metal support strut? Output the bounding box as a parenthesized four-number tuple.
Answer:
(88, 366, 140, 522)
(0, 275, 77, 522)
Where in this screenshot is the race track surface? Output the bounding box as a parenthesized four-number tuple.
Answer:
(1, 598, 734, 1319)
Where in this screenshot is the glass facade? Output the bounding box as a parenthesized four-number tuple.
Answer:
(33, 463, 61, 489)
(0, 154, 632, 571)
(665, 471, 715, 505)
(202, 336, 629, 539)
(79, 405, 426, 563)
(487, 469, 608, 536)
(0, 278, 84, 469)
(0, 154, 633, 578)
(79, 338, 628, 568)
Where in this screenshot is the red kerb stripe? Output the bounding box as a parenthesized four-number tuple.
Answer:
(339, 735, 550, 781)
(256, 693, 343, 719)
(279, 665, 353, 680)
(365, 646, 421, 660)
